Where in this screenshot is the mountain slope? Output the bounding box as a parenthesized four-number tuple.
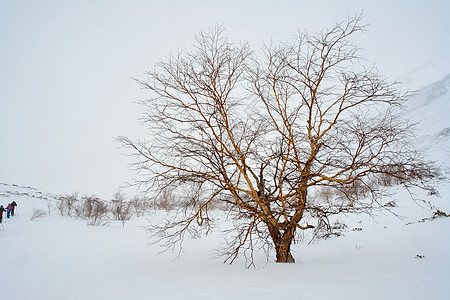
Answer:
(406, 73, 450, 163)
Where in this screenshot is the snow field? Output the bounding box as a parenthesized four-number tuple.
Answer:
(0, 184, 449, 300)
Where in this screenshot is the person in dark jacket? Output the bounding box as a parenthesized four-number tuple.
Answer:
(6, 203, 13, 219)
(11, 201, 17, 216)
(0, 205, 6, 223)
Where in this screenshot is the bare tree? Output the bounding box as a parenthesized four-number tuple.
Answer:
(119, 16, 439, 265)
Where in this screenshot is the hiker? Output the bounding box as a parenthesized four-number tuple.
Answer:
(0, 205, 6, 223)
(6, 203, 13, 219)
(11, 201, 17, 216)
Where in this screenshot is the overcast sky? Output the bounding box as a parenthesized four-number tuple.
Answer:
(1, 0, 449, 199)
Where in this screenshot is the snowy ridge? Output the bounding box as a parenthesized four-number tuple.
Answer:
(407, 73, 450, 112)
(397, 50, 450, 91)
(0, 182, 60, 202)
(404, 73, 450, 165)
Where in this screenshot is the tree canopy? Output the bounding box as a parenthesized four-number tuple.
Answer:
(120, 15, 439, 265)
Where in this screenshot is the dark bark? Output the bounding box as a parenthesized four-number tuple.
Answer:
(275, 232, 296, 263)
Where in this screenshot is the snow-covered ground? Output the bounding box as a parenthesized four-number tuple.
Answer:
(0, 183, 448, 300)
(1, 74, 449, 299)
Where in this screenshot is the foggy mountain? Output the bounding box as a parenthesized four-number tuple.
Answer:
(405, 73, 450, 164)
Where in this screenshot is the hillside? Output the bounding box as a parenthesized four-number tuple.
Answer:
(1, 75, 449, 299)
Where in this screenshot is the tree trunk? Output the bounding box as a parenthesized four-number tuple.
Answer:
(268, 221, 296, 263)
(275, 239, 295, 263)
(272, 193, 307, 263)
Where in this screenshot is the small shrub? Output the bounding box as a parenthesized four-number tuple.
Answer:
(418, 209, 450, 223)
(129, 196, 150, 217)
(30, 208, 47, 221)
(155, 190, 176, 211)
(384, 200, 397, 208)
(80, 196, 109, 226)
(110, 192, 132, 226)
(57, 193, 78, 217)
(432, 210, 450, 219)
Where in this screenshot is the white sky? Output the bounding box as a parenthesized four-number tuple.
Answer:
(1, 0, 449, 199)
